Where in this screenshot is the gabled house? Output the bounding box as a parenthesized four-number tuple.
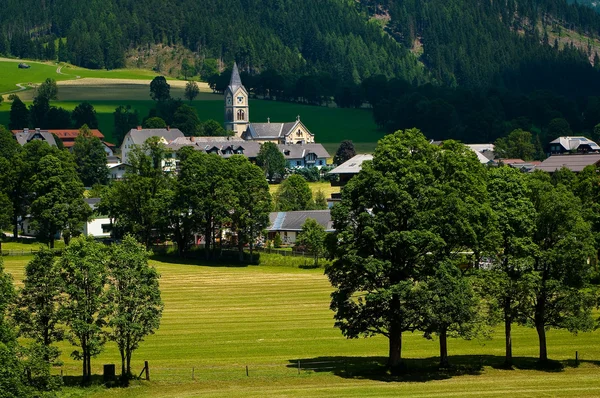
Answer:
(537, 153, 600, 173)
(12, 128, 115, 155)
(13, 128, 57, 147)
(266, 210, 334, 245)
(547, 136, 600, 155)
(120, 126, 185, 164)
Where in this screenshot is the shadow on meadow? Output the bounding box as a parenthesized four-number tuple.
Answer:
(149, 252, 255, 268)
(287, 355, 600, 383)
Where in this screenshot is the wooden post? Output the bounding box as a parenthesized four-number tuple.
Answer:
(246, 365, 249, 377)
(145, 361, 150, 381)
(576, 351, 579, 366)
(192, 367, 195, 380)
(297, 360, 300, 374)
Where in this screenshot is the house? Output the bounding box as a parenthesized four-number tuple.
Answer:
(167, 136, 330, 169)
(11, 128, 115, 155)
(466, 144, 495, 164)
(107, 156, 130, 180)
(537, 154, 600, 173)
(82, 198, 111, 238)
(13, 128, 57, 147)
(120, 126, 185, 164)
(224, 63, 316, 145)
(546, 136, 600, 155)
(266, 210, 334, 245)
(329, 154, 373, 186)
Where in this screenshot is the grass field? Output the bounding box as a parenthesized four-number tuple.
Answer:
(4, 255, 600, 397)
(270, 182, 340, 198)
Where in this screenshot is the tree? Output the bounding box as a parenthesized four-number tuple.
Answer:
(71, 102, 98, 129)
(14, 249, 63, 364)
(546, 118, 572, 144)
(525, 174, 595, 362)
(256, 142, 286, 182)
(149, 76, 171, 102)
(114, 105, 139, 145)
(0, 125, 19, 160)
(44, 106, 72, 129)
(494, 129, 536, 160)
(0, 193, 12, 253)
(29, 152, 91, 247)
(200, 119, 230, 137)
(485, 166, 536, 367)
(172, 104, 201, 136)
(36, 78, 58, 101)
(228, 156, 271, 262)
(99, 137, 171, 248)
(143, 117, 167, 129)
(421, 262, 482, 368)
(9, 95, 29, 130)
(313, 189, 328, 209)
(72, 125, 109, 186)
(296, 218, 326, 267)
(275, 174, 313, 211)
(57, 237, 107, 385)
(333, 140, 356, 165)
(326, 129, 490, 369)
(29, 95, 49, 128)
(106, 235, 163, 384)
(184, 80, 200, 102)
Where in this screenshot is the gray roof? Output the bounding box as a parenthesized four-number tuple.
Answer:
(14, 131, 57, 147)
(550, 136, 600, 152)
(268, 210, 334, 232)
(84, 198, 101, 210)
(537, 154, 600, 172)
(126, 128, 185, 146)
(227, 62, 247, 96)
(168, 138, 329, 160)
(330, 154, 373, 174)
(245, 120, 314, 140)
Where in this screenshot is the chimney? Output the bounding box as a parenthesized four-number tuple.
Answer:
(35, 128, 40, 132)
(267, 117, 270, 123)
(136, 126, 142, 131)
(23, 128, 29, 133)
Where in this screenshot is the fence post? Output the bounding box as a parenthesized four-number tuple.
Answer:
(576, 351, 579, 366)
(298, 360, 300, 374)
(145, 361, 150, 381)
(192, 367, 195, 380)
(246, 365, 249, 377)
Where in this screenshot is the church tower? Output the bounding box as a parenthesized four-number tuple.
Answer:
(224, 63, 249, 138)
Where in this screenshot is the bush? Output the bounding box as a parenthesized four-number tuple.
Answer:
(273, 234, 282, 248)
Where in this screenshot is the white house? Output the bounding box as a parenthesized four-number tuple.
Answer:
(82, 198, 112, 238)
(120, 126, 185, 164)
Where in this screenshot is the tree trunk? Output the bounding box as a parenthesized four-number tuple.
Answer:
(50, 238, 55, 249)
(439, 328, 449, 368)
(504, 296, 513, 367)
(120, 349, 127, 384)
(205, 223, 211, 261)
(238, 237, 244, 263)
(13, 214, 18, 240)
(87, 353, 92, 383)
(536, 321, 548, 362)
(387, 324, 402, 369)
(126, 350, 132, 379)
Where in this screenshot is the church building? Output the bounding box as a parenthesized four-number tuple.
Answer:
(224, 63, 316, 145)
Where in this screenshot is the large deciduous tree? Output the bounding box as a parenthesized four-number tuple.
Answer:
(71, 102, 99, 129)
(57, 238, 108, 385)
(326, 128, 491, 370)
(275, 174, 313, 211)
(184, 80, 200, 102)
(333, 140, 356, 165)
(149, 76, 171, 102)
(72, 125, 109, 187)
(113, 105, 139, 146)
(106, 235, 163, 384)
(296, 218, 326, 267)
(8, 95, 29, 130)
(256, 142, 286, 182)
(494, 129, 536, 161)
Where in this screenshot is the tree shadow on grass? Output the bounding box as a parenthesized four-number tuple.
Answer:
(150, 254, 252, 268)
(287, 354, 600, 383)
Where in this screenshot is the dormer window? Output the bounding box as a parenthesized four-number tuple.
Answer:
(296, 129, 302, 137)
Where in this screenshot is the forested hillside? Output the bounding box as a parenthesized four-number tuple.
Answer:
(0, 0, 427, 84)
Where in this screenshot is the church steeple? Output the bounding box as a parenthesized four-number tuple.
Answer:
(224, 62, 249, 138)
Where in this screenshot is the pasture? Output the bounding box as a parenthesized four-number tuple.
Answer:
(4, 255, 600, 397)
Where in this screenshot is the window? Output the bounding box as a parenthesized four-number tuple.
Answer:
(296, 129, 302, 137)
(101, 224, 112, 233)
(226, 109, 233, 121)
(296, 161, 301, 166)
(319, 160, 323, 165)
(237, 109, 245, 121)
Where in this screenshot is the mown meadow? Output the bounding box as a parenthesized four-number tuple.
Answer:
(4, 254, 600, 398)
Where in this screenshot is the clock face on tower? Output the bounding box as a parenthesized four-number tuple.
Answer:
(226, 97, 232, 105)
(237, 96, 244, 104)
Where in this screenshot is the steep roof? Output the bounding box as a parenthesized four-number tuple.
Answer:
(246, 120, 313, 140)
(330, 154, 373, 174)
(268, 210, 334, 232)
(125, 128, 185, 146)
(227, 62, 247, 96)
(537, 154, 600, 172)
(278, 143, 330, 159)
(13, 131, 57, 147)
(550, 136, 600, 151)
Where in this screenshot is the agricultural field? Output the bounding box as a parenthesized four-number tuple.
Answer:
(4, 255, 600, 397)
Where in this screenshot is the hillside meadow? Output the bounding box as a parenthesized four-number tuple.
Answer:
(4, 255, 600, 397)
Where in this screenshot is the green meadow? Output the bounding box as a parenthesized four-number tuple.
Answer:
(4, 255, 600, 397)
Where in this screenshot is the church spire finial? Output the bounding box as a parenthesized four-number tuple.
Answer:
(230, 62, 242, 88)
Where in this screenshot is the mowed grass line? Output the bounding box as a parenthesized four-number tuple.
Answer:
(4, 255, 600, 397)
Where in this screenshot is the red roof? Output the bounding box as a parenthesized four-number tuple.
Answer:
(12, 129, 104, 140)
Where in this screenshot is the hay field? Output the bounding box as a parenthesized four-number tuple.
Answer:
(4, 256, 600, 397)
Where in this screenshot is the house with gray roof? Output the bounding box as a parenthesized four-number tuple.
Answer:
(120, 126, 184, 164)
(537, 153, 600, 173)
(267, 210, 334, 245)
(547, 136, 600, 155)
(13, 128, 57, 147)
(168, 137, 329, 168)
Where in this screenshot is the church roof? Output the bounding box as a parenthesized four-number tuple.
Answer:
(228, 62, 246, 95)
(246, 120, 313, 140)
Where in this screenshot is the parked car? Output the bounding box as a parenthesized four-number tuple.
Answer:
(18, 63, 30, 69)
